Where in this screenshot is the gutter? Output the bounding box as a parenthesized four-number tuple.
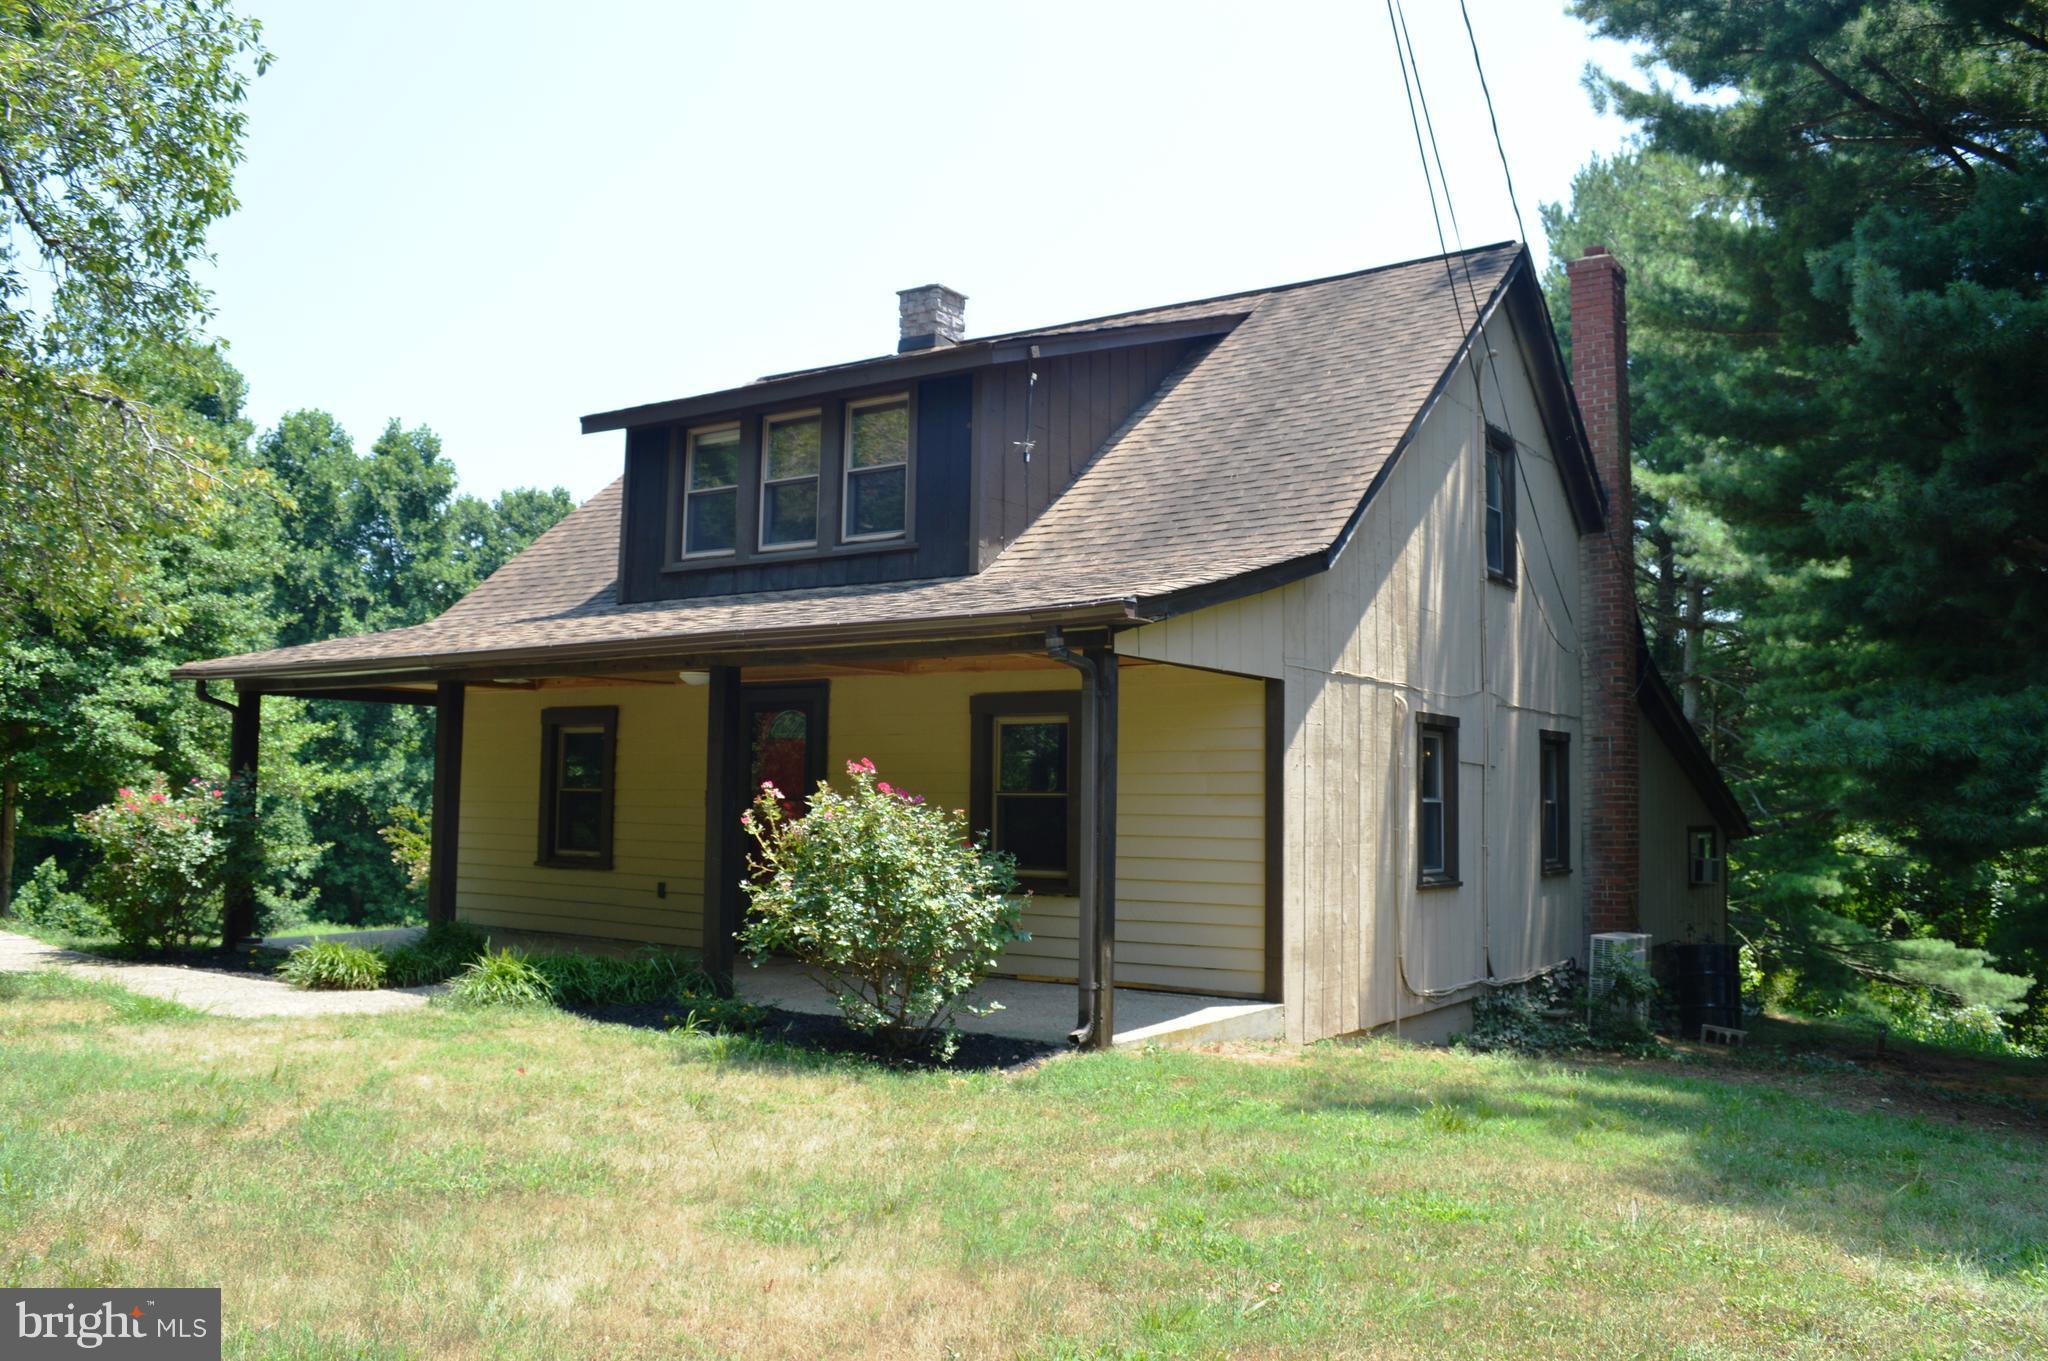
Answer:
(169, 599, 1148, 687)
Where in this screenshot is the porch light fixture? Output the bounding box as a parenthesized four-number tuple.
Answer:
(679, 670, 711, 686)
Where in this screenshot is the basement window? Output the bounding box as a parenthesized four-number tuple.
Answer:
(1417, 714, 1460, 887)
(760, 410, 822, 550)
(1688, 827, 1721, 886)
(1539, 730, 1570, 875)
(539, 706, 618, 870)
(844, 394, 910, 541)
(1484, 425, 1517, 585)
(681, 425, 740, 557)
(970, 691, 1082, 894)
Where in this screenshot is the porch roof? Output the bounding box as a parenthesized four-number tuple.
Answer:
(175, 242, 1589, 685)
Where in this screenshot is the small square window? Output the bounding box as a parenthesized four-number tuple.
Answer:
(1688, 827, 1721, 886)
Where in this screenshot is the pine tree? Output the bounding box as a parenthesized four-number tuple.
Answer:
(1567, 0, 2048, 1036)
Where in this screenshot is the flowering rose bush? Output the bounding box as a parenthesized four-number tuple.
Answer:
(738, 757, 1026, 1058)
(75, 775, 231, 950)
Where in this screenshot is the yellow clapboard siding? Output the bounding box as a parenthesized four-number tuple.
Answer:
(452, 662, 1267, 997)
(454, 684, 707, 948)
(460, 909, 697, 947)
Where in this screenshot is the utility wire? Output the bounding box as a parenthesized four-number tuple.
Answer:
(1394, 0, 1487, 327)
(1450, 0, 1644, 666)
(1459, 0, 1529, 248)
(1386, 0, 1469, 344)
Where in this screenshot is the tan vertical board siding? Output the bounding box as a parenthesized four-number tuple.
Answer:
(1637, 711, 1729, 944)
(457, 684, 708, 947)
(823, 662, 1268, 996)
(1124, 316, 1588, 1040)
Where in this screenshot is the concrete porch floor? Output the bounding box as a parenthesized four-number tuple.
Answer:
(738, 958, 1282, 1048)
(263, 925, 1283, 1048)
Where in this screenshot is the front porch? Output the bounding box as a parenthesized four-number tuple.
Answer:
(215, 630, 1282, 1050)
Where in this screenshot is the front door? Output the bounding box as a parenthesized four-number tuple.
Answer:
(737, 683, 829, 820)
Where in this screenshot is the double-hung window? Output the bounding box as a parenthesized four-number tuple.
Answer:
(1484, 426, 1517, 584)
(681, 425, 740, 557)
(844, 394, 910, 541)
(538, 706, 618, 869)
(760, 411, 822, 550)
(1688, 827, 1721, 886)
(1539, 730, 1570, 874)
(1417, 715, 1460, 887)
(970, 692, 1081, 892)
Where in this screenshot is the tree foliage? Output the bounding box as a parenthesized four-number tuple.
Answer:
(0, 0, 269, 629)
(1, 339, 572, 928)
(1562, 0, 2048, 1036)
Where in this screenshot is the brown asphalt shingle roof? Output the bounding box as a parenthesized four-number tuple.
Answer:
(176, 243, 1525, 681)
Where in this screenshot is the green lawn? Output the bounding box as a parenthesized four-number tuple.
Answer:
(1, 969, 2042, 1360)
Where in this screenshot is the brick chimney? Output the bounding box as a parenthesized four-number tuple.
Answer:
(897, 284, 966, 352)
(1568, 245, 1640, 940)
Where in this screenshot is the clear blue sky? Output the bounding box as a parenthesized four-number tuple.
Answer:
(200, 1, 1641, 504)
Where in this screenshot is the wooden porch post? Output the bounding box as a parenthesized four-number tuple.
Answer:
(428, 680, 465, 926)
(701, 664, 746, 992)
(1059, 642, 1119, 1049)
(221, 688, 262, 945)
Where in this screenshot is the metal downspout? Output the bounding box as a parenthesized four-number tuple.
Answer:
(1046, 627, 1118, 1049)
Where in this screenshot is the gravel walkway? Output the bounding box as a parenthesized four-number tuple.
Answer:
(0, 928, 440, 1018)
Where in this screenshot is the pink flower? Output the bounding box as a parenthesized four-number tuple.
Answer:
(117, 787, 132, 799)
(876, 781, 893, 795)
(148, 791, 166, 804)
(761, 780, 778, 791)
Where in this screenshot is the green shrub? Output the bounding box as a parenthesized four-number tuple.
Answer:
(75, 775, 230, 951)
(447, 949, 556, 1007)
(1876, 993, 2040, 1058)
(1461, 966, 1589, 1052)
(378, 804, 432, 892)
(7, 857, 109, 937)
(381, 921, 490, 987)
(280, 940, 388, 991)
(530, 949, 693, 1007)
(738, 757, 1025, 1057)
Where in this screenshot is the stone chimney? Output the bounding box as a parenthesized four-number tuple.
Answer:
(1568, 245, 1640, 939)
(897, 284, 967, 353)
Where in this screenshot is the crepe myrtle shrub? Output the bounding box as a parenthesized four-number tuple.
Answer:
(738, 758, 1026, 1057)
(74, 775, 231, 951)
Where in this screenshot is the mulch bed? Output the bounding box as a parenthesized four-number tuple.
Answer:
(564, 1000, 1063, 1072)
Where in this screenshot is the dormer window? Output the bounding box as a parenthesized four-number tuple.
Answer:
(682, 425, 740, 556)
(845, 394, 910, 540)
(760, 411, 821, 550)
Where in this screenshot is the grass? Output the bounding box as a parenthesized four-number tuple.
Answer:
(0, 973, 2043, 1360)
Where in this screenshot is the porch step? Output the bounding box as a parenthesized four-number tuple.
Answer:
(1113, 1000, 1285, 1049)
